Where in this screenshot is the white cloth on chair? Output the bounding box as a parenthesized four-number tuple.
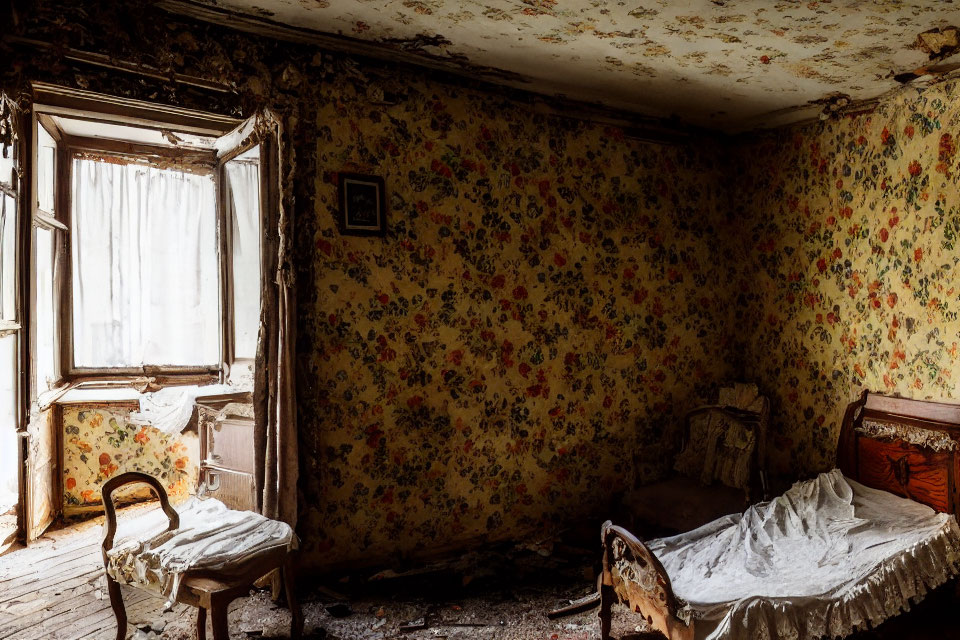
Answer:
(647, 469, 960, 640)
(105, 497, 297, 609)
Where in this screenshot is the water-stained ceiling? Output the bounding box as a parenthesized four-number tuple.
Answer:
(176, 0, 960, 131)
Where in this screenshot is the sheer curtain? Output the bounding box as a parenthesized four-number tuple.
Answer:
(225, 157, 261, 361)
(0, 334, 17, 512)
(71, 158, 219, 368)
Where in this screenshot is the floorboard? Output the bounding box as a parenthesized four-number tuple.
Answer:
(0, 505, 192, 640)
(4, 506, 960, 640)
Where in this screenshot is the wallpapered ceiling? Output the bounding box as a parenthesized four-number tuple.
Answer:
(733, 80, 960, 476)
(191, 0, 959, 130)
(62, 405, 199, 513)
(297, 73, 739, 565)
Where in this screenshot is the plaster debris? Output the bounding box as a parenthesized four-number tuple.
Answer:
(914, 26, 960, 60)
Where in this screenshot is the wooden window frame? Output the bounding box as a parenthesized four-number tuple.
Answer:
(217, 137, 264, 381)
(29, 85, 243, 391)
(30, 113, 66, 405)
(60, 138, 220, 381)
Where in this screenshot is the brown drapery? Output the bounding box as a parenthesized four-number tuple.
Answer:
(252, 109, 298, 528)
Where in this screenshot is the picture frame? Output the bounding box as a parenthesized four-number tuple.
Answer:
(338, 173, 386, 236)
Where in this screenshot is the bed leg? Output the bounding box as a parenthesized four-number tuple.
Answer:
(599, 583, 614, 640)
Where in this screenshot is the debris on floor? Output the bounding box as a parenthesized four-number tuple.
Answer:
(148, 532, 639, 640)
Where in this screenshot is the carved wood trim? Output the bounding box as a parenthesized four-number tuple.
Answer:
(599, 520, 693, 640)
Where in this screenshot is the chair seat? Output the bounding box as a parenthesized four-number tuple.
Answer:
(105, 497, 296, 605)
(622, 475, 746, 534)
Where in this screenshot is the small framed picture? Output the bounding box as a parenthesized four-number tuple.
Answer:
(338, 173, 386, 236)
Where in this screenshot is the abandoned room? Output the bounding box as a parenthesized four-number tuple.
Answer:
(1, 1, 960, 639)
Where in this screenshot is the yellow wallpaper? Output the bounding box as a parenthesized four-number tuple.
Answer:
(733, 81, 960, 475)
(3, 3, 742, 570)
(297, 73, 740, 567)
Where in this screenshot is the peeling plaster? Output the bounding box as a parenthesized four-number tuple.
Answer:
(185, 0, 960, 131)
(915, 26, 960, 60)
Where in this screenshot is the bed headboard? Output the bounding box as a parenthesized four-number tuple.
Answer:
(837, 391, 960, 515)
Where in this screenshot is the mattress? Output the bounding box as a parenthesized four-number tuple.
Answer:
(646, 469, 960, 640)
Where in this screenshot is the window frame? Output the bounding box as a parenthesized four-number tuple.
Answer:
(217, 138, 264, 381)
(30, 113, 67, 404)
(29, 87, 244, 389)
(61, 138, 222, 380)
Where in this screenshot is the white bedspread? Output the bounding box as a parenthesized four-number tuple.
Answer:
(105, 498, 297, 609)
(647, 469, 960, 640)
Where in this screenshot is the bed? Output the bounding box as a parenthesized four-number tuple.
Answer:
(599, 392, 960, 640)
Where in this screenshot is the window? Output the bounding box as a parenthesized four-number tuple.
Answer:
(1, 97, 20, 523)
(28, 106, 264, 386)
(35, 226, 56, 388)
(0, 332, 17, 514)
(33, 121, 60, 395)
(224, 146, 261, 361)
(0, 192, 15, 323)
(70, 158, 219, 369)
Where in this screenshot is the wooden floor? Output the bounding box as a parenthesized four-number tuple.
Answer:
(0, 505, 192, 640)
(5, 509, 960, 640)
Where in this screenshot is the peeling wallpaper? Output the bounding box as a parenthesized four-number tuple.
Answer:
(297, 74, 739, 565)
(732, 80, 960, 476)
(62, 405, 199, 514)
(194, 0, 960, 130)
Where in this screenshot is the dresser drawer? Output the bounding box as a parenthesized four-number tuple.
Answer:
(204, 416, 255, 471)
(857, 436, 953, 512)
(200, 466, 256, 511)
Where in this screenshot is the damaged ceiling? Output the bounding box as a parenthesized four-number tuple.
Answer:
(168, 0, 959, 131)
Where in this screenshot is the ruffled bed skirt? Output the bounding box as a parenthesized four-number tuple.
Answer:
(701, 517, 960, 640)
(647, 469, 960, 640)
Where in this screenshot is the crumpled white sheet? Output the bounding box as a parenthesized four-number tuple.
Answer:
(105, 497, 298, 609)
(647, 469, 960, 640)
(129, 384, 234, 435)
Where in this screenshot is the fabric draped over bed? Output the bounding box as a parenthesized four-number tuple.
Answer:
(647, 469, 960, 640)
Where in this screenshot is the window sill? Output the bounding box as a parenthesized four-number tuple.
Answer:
(56, 387, 145, 404)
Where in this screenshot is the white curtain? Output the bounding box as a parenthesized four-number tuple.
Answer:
(71, 158, 219, 368)
(225, 158, 261, 361)
(0, 334, 17, 512)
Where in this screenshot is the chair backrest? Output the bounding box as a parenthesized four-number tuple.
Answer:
(674, 384, 770, 495)
(100, 471, 180, 561)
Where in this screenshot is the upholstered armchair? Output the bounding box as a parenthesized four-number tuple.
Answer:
(621, 383, 770, 534)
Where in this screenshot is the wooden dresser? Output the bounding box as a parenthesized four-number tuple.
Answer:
(196, 391, 256, 511)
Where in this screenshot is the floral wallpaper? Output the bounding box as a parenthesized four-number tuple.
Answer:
(732, 80, 960, 476)
(19, 0, 960, 572)
(62, 404, 199, 514)
(297, 72, 740, 568)
(194, 0, 960, 129)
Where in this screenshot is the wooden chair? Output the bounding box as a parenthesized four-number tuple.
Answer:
(101, 472, 303, 640)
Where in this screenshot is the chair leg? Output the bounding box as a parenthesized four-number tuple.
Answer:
(106, 576, 128, 640)
(196, 607, 207, 640)
(283, 556, 304, 639)
(209, 594, 231, 640)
